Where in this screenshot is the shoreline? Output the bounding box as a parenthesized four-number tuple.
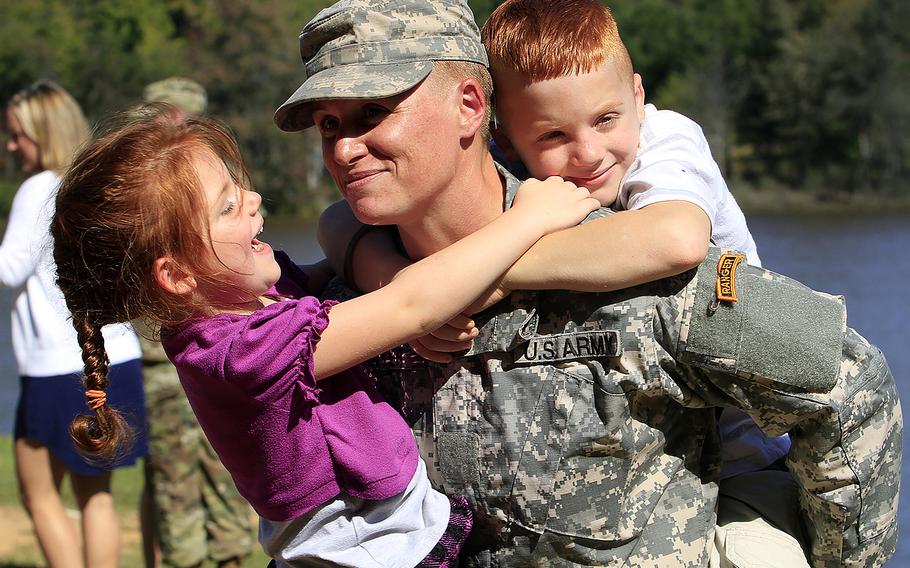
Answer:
(730, 185, 910, 216)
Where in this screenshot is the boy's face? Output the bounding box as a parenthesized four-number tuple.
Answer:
(495, 62, 645, 205)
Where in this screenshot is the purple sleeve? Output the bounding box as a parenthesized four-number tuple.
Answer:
(168, 296, 337, 410)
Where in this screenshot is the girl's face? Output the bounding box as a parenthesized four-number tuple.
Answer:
(194, 147, 280, 309)
(5, 109, 41, 173)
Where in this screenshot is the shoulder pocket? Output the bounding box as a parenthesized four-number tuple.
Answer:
(680, 252, 845, 392)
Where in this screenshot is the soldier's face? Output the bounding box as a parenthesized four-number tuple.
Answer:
(312, 75, 463, 227)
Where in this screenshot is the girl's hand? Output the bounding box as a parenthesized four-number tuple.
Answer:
(509, 176, 600, 235)
(409, 313, 478, 363)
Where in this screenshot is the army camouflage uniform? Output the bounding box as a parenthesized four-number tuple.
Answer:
(345, 168, 902, 568)
(141, 336, 254, 567)
(279, 2, 901, 566)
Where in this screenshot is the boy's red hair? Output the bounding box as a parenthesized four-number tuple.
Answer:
(482, 0, 633, 83)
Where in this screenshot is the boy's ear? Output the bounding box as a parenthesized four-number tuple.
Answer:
(153, 257, 197, 296)
(490, 127, 522, 166)
(456, 78, 488, 139)
(633, 73, 646, 121)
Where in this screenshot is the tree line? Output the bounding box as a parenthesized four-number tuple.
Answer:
(1, 0, 906, 216)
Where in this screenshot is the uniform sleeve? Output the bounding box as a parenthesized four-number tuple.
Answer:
(617, 110, 722, 226)
(0, 174, 55, 288)
(659, 252, 901, 567)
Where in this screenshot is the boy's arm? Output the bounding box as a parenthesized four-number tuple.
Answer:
(317, 200, 410, 292)
(320, 198, 710, 297)
(502, 200, 711, 293)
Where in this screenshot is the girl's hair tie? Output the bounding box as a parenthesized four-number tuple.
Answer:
(85, 389, 107, 410)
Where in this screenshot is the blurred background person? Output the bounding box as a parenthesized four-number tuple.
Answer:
(138, 77, 253, 568)
(3, 79, 147, 567)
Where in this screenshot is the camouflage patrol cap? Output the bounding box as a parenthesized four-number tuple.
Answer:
(274, 0, 488, 132)
(143, 77, 208, 115)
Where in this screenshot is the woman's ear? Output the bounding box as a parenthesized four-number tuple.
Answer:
(457, 78, 488, 139)
(153, 257, 197, 296)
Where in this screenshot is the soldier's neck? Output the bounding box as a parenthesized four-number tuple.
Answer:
(398, 151, 505, 260)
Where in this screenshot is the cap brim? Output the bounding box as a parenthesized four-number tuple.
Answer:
(274, 61, 434, 132)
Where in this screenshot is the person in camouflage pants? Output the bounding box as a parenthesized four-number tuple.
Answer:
(275, 1, 901, 565)
(141, 336, 254, 568)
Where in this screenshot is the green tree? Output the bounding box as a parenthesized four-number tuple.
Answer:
(2, 0, 906, 208)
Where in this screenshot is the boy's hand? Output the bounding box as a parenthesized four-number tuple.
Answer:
(409, 314, 478, 363)
(510, 176, 599, 235)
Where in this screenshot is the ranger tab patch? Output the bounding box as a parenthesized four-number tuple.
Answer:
(516, 330, 620, 364)
(715, 253, 745, 302)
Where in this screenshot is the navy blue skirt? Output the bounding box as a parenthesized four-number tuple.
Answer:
(14, 359, 149, 475)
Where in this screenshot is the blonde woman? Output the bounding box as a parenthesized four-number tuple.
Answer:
(3, 80, 147, 568)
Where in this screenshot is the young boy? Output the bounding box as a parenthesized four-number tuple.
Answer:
(320, 0, 805, 563)
(482, 1, 801, 564)
(485, 0, 760, 265)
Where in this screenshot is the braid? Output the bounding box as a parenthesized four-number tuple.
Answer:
(69, 313, 134, 461)
(50, 108, 254, 460)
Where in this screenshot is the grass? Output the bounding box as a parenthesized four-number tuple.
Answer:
(0, 435, 269, 567)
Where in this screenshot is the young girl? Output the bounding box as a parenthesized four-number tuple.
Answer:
(51, 108, 598, 567)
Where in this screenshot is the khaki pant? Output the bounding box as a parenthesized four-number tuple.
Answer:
(710, 469, 810, 568)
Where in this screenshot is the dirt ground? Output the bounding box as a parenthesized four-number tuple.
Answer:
(0, 505, 39, 558)
(0, 505, 141, 565)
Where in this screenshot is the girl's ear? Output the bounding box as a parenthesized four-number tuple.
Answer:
(153, 257, 197, 296)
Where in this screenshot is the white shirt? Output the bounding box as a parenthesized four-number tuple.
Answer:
(617, 104, 761, 266)
(617, 106, 789, 477)
(260, 457, 450, 567)
(0, 170, 140, 377)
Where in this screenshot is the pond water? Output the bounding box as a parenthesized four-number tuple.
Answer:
(0, 213, 906, 563)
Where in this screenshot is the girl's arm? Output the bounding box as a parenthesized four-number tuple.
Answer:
(318, 198, 708, 362)
(311, 177, 599, 380)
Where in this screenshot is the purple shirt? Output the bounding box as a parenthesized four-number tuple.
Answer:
(162, 252, 418, 521)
